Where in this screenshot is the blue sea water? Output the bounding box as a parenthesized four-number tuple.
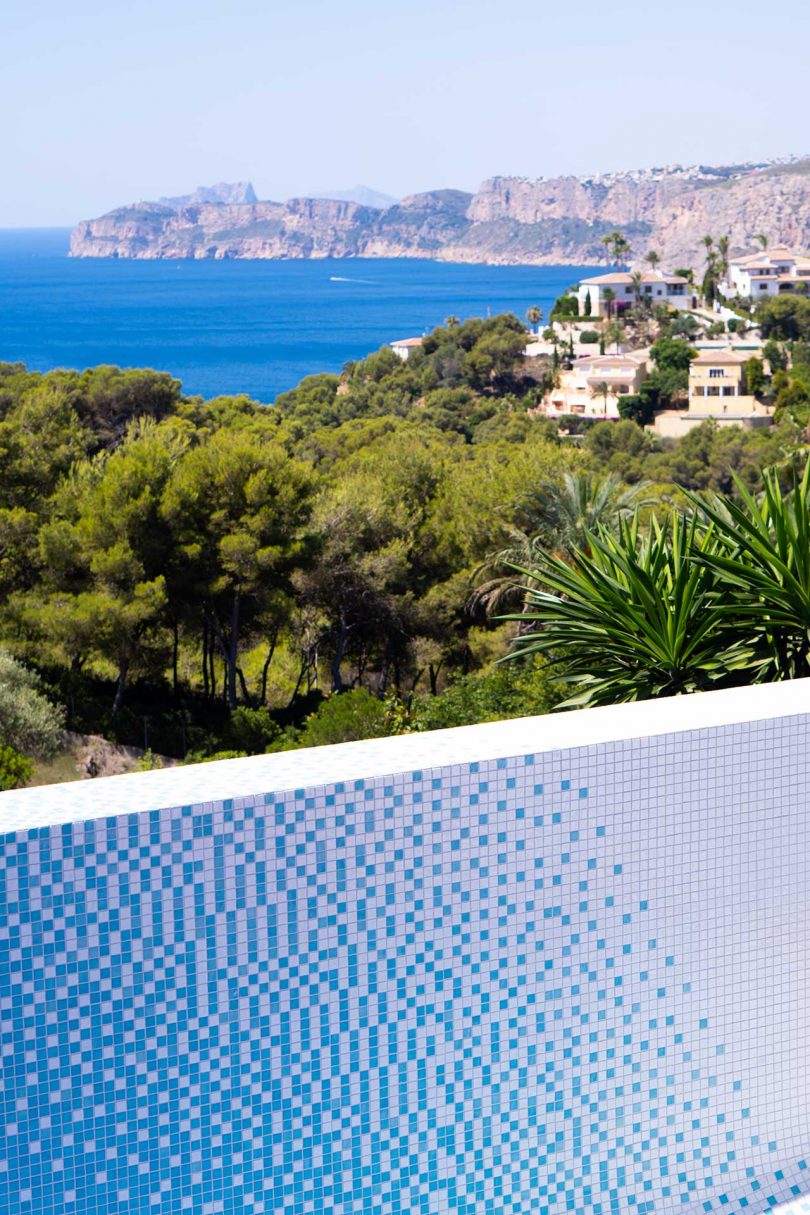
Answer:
(0, 228, 598, 401)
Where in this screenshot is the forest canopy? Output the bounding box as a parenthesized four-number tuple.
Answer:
(0, 313, 806, 781)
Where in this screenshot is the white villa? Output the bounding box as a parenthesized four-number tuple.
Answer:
(721, 247, 810, 300)
(390, 337, 424, 360)
(576, 270, 694, 318)
(542, 351, 648, 419)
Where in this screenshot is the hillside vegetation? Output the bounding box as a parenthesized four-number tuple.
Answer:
(1, 311, 809, 785)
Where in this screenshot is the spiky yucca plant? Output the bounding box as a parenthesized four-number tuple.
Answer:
(690, 463, 810, 681)
(505, 513, 753, 707)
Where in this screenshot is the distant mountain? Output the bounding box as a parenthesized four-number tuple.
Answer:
(158, 182, 258, 210)
(71, 158, 810, 266)
(307, 185, 399, 210)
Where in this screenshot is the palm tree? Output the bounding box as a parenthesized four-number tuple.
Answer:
(645, 250, 661, 271)
(591, 381, 612, 416)
(469, 527, 551, 619)
(716, 235, 730, 279)
(602, 287, 616, 320)
(613, 234, 631, 265)
(600, 230, 630, 266)
(445, 315, 460, 328)
(603, 322, 623, 353)
(755, 233, 769, 251)
(600, 232, 615, 265)
(526, 305, 543, 334)
(519, 473, 656, 547)
(471, 474, 655, 617)
(630, 270, 643, 308)
(701, 237, 720, 306)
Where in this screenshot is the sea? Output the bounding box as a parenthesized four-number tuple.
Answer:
(0, 228, 599, 401)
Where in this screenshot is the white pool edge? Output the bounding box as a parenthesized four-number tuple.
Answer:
(1, 677, 808, 833)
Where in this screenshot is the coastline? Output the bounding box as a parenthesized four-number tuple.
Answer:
(67, 248, 598, 267)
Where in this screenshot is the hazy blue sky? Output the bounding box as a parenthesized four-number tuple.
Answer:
(3, 0, 806, 225)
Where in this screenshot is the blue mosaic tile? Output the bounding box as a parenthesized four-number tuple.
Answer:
(0, 711, 808, 1214)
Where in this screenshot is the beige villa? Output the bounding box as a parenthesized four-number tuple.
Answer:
(542, 352, 648, 419)
(654, 349, 773, 436)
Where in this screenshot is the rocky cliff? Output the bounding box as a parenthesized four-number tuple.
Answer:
(70, 161, 810, 266)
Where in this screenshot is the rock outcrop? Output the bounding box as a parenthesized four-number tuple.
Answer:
(70, 161, 810, 266)
(158, 181, 258, 209)
(308, 185, 399, 210)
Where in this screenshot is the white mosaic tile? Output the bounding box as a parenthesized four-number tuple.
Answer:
(0, 679, 809, 1213)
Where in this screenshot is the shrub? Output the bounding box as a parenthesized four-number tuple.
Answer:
(0, 650, 65, 759)
(184, 749, 248, 764)
(617, 393, 654, 426)
(558, 414, 598, 436)
(639, 367, 689, 409)
(650, 338, 697, 372)
(0, 745, 33, 791)
(411, 660, 560, 731)
(298, 688, 393, 747)
(227, 706, 283, 754)
(670, 314, 700, 339)
(758, 295, 810, 341)
(744, 357, 766, 398)
(550, 293, 579, 319)
(135, 749, 164, 772)
(579, 330, 600, 344)
(764, 340, 787, 373)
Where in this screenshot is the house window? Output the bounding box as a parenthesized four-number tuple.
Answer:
(706, 386, 720, 396)
(708, 369, 724, 379)
(721, 386, 735, 396)
(760, 284, 768, 291)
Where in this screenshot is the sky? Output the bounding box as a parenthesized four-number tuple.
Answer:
(2, 0, 807, 226)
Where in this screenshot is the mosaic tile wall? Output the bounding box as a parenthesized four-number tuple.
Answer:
(1, 714, 810, 1215)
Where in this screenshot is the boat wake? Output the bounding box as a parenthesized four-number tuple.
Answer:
(330, 275, 374, 284)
